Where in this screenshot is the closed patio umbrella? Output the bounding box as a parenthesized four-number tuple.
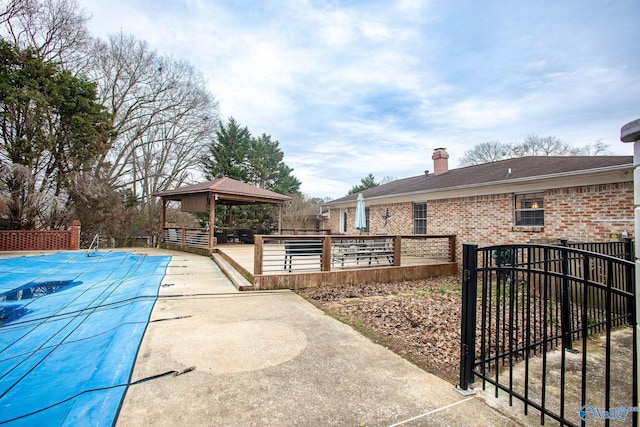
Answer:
(354, 193, 367, 233)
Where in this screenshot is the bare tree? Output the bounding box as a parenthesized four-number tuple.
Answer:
(0, 0, 92, 69)
(86, 33, 219, 236)
(282, 194, 321, 230)
(1, 5, 221, 238)
(459, 141, 513, 167)
(576, 139, 612, 156)
(460, 135, 612, 166)
(1, 0, 27, 24)
(512, 135, 574, 157)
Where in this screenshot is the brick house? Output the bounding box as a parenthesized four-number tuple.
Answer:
(324, 150, 634, 253)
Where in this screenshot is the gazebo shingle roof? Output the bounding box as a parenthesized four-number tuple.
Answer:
(154, 177, 292, 204)
(327, 156, 633, 204)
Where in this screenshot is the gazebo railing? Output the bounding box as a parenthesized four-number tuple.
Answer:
(162, 227, 332, 249)
(162, 227, 209, 249)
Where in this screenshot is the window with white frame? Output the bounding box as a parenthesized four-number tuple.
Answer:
(413, 203, 427, 234)
(364, 207, 370, 232)
(514, 193, 544, 226)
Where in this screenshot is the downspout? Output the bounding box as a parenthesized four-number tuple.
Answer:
(621, 117, 640, 407)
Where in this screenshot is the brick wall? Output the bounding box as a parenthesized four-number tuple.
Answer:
(329, 182, 634, 255)
(0, 220, 82, 251)
(328, 203, 416, 235)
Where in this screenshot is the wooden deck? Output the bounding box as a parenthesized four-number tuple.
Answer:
(214, 240, 458, 291)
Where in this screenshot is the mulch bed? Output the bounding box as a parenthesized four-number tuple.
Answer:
(296, 276, 463, 384)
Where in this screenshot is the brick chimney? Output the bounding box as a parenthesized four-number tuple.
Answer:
(432, 148, 449, 176)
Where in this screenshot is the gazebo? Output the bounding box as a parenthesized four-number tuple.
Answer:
(154, 177, 292, 250)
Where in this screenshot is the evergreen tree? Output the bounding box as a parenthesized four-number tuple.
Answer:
(202, 117, 301, 195)
(202, 117, 251, 181)
(248, 133, 301, 194)
(201, 117, 301, 229)
(0, 40, 111, 229)
(348, 174, 379, 195)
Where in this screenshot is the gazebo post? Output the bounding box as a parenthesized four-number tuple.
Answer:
(278, 204, 283, 234)
(161, 199, 167, 227)
(208, 193, 216, 249)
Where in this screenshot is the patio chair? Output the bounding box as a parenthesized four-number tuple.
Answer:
(284, 240, 323, 272)
(239, 229, 254, 244)
(214, 229, 227, 244)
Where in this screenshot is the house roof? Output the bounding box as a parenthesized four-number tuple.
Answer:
(154, 177, 292, 205)
(327, 156, 633, 204)
(306, 205, 330, 217)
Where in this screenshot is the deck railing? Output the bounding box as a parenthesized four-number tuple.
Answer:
(253, 234, 456, 275)
(280, 228, 331, 235)
(160, 228, 457, 272)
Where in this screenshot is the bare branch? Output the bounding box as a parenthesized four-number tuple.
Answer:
(87, 32, 219, 206)
(1, 0, 92, 68)
(459, 141, 512, 166)
(1, 0, 28, 25)
(460, 135, 611, 166)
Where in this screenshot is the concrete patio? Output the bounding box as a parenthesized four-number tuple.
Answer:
(116, 249, 520, 426)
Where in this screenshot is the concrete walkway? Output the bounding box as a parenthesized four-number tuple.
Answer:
(116, 250, 519, 426)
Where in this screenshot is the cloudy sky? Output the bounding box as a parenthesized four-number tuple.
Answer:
(81, 0, 639, 199)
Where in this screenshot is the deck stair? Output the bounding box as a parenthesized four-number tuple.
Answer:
(211, 252, 254, 291)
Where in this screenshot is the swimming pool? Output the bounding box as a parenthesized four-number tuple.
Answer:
(0, 251, 170, 426)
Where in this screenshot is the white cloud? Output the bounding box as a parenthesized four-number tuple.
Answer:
(81, 0, 640, 199)
(437, 98, 522, 130)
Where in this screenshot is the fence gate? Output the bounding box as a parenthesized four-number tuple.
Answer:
(459, 242, 637, 427)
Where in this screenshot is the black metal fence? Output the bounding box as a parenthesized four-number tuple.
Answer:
(567, 239, 634, 262)
(459, 241, 636, 427)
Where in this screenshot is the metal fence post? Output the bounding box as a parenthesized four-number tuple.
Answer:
(560, 240, 574, 352)
(459, 243, 478, 392)
(625, 237, 634, 262)
(624, 238, 635, 319)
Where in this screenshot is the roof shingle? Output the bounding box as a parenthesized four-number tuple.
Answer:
(328, 156, 632, 204)
(154, 177, 292, 202)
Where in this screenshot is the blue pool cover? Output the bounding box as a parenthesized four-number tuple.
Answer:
(0, 251, 170, 426)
